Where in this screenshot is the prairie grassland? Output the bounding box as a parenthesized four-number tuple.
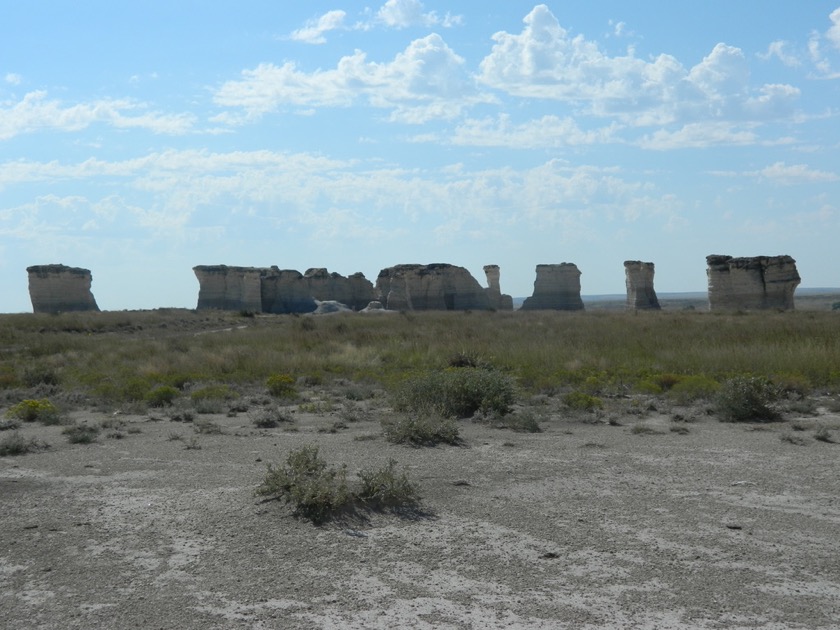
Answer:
(1, 308, 839, 406)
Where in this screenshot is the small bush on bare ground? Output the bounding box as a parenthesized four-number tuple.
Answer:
(381, 414, 460, 446)
(0, 431, 48, 456)
(250, 406, 294, 428)
(6, 399, 62, 425)
(715, 376, 781, 423)
(814, 426, 835, 443)
(256, 445, 421, 523)
(392, 368, 515, 419)
(63, 424, 100, 444)
(475, 410, 542, 433)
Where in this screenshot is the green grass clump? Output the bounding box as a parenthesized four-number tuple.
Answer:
(6, 399, 61, 424)
(715, 376, 781, 423)
(266, 374, 297, 398)
(562, 391, 603, 411)
(63, 424, 100, 444)
(357, 459, 421, 510)
(145, 385, 180, 407)
(256, 444, 350, 523)
(393, 368, 515, 418)
(381, 414, 460, 446)
(0, 431, 47, 456)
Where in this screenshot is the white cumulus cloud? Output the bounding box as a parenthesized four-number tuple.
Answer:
(477, 4, 799, 128)
(289, 10, 347, 44)
(214, 34, 487, 123)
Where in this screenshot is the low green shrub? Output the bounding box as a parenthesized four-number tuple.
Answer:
(6, 399, 61, 424)
(266, 374, 297, 398)
(382, 414, 460, 446)
(392, 368, 515, 418)
(562, 391, 603, 411)
(357, 459, 420, 510)
(63, 424, 100, 444)
(668, 375, 720, 404)
(256, 446, 420, 523)
(715, 376, 781, 423)
(145, 385, 180, 407)
(256, 444, 350, 523)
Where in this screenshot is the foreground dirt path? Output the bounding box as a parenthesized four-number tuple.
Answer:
(2, 408, 839, 629)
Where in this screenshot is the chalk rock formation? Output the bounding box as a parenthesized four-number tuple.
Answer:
(192, 266, 263, 312)
(193, 266, 375, 314)
(27, 264, 100, 313)
(303, 268, 376, 311)
(624, 261, 661, 311)
(706, 255, 800, 311)
(521, 264, 584, 311)
(375, 264, 494, 311)
(483, 265, 514, 311)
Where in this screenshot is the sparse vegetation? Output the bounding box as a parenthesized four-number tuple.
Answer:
(716, 376, 781, 423)
(381, 414, 460, 446)
(145, 385, 180, 407)
(0, 431, 47, 456)
(250, 406, 294, 428)
(477, 410, 543, 433)
(392, 367, 515, 418)
(256, 445, 420, 523)
(256, 444, 350, 523)
(63, 424, 100, 444)
(562, 391, 604, 412)
(357, 459, 421, 510)
(6, 399, 61, 424)
(266, 374, 297, 398)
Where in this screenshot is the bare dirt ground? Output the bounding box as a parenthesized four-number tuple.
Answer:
(2, 394, 840, 629)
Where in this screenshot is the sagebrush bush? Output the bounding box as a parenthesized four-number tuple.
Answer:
(250, 406, 293, 428)
(63, 424, 100, 444)
(477, 410, 543, 433)
(257, 446, 420, 522)
(393, 368, 515, 418)
(715, 376, 781, 423)
(357, 459, 420, 509)
(381, 414, 460, 446)
(256, 444, 350, 523)
(6, 399, 61, 424)
(0, 431, 47, 456)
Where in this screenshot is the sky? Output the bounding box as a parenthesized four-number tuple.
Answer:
(2, 1, 840, 311)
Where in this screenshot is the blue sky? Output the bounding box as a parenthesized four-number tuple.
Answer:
(2, 1, 840, 311)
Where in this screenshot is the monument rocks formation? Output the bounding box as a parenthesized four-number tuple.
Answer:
(193, 266, 375, 314)
(375, 263, 512, 311)
(27, 264, 100, 314)
(520, 264, 585, 311)
(706, 255, 800, 311)
(624, 261, 661, 311)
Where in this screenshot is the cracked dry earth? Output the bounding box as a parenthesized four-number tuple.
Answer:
(2, 403, 839, 629)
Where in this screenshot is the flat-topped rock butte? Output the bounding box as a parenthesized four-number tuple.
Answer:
(26, 264, 99, 314)
(706, 255, 801, 311)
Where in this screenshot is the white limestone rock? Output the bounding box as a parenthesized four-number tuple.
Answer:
(624, 261, 661, 311)
(520, 264, 584, 311)
(27, 264, 100, 314)
(706, 255, 800, 311)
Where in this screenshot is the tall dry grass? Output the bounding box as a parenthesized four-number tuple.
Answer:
(1, 308, 839, 404)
